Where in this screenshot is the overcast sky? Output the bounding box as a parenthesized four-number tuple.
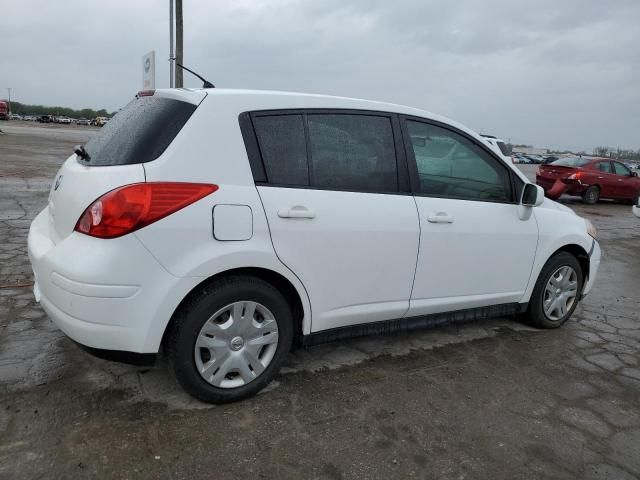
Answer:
(2, 0, 639, 152)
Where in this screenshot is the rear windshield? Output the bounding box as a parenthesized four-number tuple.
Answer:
(80, 96, 197, 166)
(551, 157, 590, 167)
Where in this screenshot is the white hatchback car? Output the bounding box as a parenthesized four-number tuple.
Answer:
(28, 89, 601, 403)
(480, 135, 513, 164)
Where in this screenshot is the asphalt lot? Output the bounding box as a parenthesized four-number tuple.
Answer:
(1, 122, 639, 479)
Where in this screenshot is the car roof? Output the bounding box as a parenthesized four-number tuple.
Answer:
(153, 88, 531, 185)
(158, 87, 478, 139)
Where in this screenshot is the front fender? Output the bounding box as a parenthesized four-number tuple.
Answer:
(521, 208, 592, 302)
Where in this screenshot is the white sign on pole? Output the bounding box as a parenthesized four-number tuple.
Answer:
(142, 51, 156, 89)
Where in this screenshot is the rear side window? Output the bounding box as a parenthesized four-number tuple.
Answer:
(247, 112, 399, 193)
(253, 115, 309, 186)
(81, 96, 196, 166)
(307, 114, 398, 192)
(597, 162, 612, 173)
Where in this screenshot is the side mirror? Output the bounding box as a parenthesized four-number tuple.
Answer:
(631, 171, 638, 177)
(521, 183, 544, 207)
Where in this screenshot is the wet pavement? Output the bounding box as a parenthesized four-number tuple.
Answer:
(1, 123, 639, 479)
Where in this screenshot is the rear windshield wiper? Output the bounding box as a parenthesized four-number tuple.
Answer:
(74, 145, 91, 161)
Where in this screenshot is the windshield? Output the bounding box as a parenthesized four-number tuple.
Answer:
(551, 157, 590, 167)
(81, 96, 196, 166)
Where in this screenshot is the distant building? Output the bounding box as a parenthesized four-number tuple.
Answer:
(512, 146, 548, 155)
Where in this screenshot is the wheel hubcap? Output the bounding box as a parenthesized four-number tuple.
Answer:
(194, 301, 279, 389)
(543, 266, 579, 321)
(230, 336, 244, 351)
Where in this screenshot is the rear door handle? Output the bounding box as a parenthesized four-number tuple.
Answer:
(427, 212, 454, 224)
(277, 206, 316, 219)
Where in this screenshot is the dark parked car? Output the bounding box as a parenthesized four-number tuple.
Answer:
(37, 115, 52, 123)
(536, 157, 640, 204)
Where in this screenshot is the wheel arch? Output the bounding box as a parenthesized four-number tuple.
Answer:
(552, 244, 590, 282)
(583, 184, 601, 201)
(522, 238, 592, 304)
(160, 267, 307, 350)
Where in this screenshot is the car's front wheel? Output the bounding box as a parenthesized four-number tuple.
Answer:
(168, 275, 294, 404)
(526, 252, 583, 329)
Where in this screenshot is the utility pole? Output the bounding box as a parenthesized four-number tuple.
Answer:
(7, 88, 11, 114)
(169, 0, 174, 88)
(175, 0, 183, 87)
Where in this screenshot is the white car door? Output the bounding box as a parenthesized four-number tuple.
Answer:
(249, 112, 420, 332)
(402, 118, 539, 316)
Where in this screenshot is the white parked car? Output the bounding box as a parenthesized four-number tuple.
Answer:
(28, 89, 601, 403)
(633, 196, 640, 218)
(481, 135, 513, 163)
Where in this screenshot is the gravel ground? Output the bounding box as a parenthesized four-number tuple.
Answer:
(0, 122, 639, 479)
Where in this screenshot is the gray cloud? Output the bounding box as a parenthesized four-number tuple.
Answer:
(2, 0, 639, 151)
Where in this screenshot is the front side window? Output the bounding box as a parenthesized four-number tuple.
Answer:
(307, 114, 398, 192)
(406, 121, 511, 202)
(597, 162, 612, 173)
(612, 162, 631, 176)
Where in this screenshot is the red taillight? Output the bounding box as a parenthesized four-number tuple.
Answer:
(75, 182, 218, 239)
(137, 89, 155, 97)
(567, 171, 583, 181)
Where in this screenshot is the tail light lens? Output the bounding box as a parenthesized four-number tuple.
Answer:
(75, 182, 218, 239)
(567, 172, 583, 182)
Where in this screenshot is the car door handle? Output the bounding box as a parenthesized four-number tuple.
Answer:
(427, 212, 454, 224)
(277, 206, 316, 219)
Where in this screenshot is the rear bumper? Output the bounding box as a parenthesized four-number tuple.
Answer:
(536, 176, 589, 199)
(28, 208, 202, 353)
(582, 239, 601, 297)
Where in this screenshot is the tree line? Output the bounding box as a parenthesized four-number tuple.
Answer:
(592, 146, 640, 161)
(8, 101, 113, 119)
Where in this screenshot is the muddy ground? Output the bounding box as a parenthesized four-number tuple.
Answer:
(0, 122, 639, 479)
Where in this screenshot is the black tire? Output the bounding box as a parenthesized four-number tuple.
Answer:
(526, 252, 583, 329)
(167, 275, 294, 404)
(582, 186, 600, 205)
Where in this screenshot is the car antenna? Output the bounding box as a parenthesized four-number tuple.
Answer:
(175, 63, 215, 88)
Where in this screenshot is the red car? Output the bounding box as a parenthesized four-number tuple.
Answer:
(0, 100, 8, 120)
(536, 157, 640, 204)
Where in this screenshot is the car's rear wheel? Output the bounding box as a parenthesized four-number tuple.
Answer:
(582, 186, 600, 204)
(526, 252, 583, 329)
(168, 275, 294, 404)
